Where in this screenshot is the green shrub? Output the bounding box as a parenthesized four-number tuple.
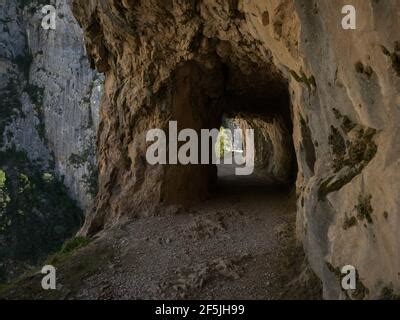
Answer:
(60, 236, 91, 255)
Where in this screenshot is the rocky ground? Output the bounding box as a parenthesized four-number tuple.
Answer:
(0, 170, 322, 300)
(70, 0, 400, 297)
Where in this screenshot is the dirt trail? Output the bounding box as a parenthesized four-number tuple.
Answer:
(0, 168, 322, 299)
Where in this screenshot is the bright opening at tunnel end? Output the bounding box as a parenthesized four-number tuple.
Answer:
(146, 121, 255, 176)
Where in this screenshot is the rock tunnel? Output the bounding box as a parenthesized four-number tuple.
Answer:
(1, 0, 400, 302)
(72, 0, 400, 299)
(165, 57, 297, 203)
(81, 40, 297, 236)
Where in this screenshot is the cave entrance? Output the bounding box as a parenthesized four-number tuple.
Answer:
(162, 55, 296, 207)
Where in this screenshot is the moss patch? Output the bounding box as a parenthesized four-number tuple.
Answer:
(59, 236, 91, 255)
(343, 215, 357, 230)
(299, 115, 316, 173)
(355, 61, 374, 79)
(381, 44, 400, 77)
(340, 115, 357, 133)
(328, 126, 346, 162)
(46, 236, 91, 265)
(319, 119, 377, 200)
(380, 286, 400, 300)
(355, 194, 373, 224)
(290, 69, 317, 91)
(351, 277, 369, 300)
(383, 211, 389, 220)
(318, 172, 357, 200)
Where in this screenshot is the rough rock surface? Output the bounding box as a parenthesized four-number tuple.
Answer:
(0, 0, 102, 208)
(234, 114, 295, 184)
(72, 0, 400, 299)
(0, 0, 102, 281)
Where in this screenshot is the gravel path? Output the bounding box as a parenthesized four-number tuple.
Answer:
(0, 171, 322, 300)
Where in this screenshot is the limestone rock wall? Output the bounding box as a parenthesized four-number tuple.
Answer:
(235, 115, 295, 184)
(0, 0, 103, 281)
(72, 0, 400, 299)
(0, 0, 102, 208)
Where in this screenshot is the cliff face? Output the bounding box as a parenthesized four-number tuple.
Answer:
(0, 0, 101, 280)
(0, 0, 102, 208)
(72, 0, 400, 299)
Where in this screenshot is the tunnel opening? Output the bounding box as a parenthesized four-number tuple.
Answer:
(161, 56, 297, 206)
(215, 112, 295, 189)
(215, 59, 296, 188)
(208, 60, 296, 197)
(151, 57, 306, 298)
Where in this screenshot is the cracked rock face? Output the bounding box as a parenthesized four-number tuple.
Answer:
(0, 0, 102, 280)
(233, 114, 295, 184)
(73, 0, 400, 299)
(0, 0, 102, 208)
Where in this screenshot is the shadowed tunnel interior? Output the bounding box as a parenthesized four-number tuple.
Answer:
(167, 57, 297, 197)
(215, 61, 296, 188)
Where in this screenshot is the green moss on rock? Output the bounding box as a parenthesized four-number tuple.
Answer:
(380, 286, 400, 300)
(329, 126, 346, 159)
(380, 43, 400, 77)
(343, 215, 357, 230)
(355, 61, 374, 78)
(299, 115, 316, 173)
(47, 236, 91, 265)
(290, 69, 317, 91)
(355, 194, 373, 224)
(319, 121, 377, 200)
